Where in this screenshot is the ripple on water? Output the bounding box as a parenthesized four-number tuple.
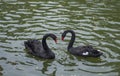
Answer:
(0, 0, 120, 76)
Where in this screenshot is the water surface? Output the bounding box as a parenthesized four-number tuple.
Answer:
(0, 0, 120, 76)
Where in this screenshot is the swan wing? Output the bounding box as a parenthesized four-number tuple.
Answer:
(69, 45, 93, 56)
(24, 39, 44, 55)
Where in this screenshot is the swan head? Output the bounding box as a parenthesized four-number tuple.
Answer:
(61, 33, 66, 41)
(61, 30, 75, 41)
(45, 33, 57, 43)
(51, 34, 57, 43)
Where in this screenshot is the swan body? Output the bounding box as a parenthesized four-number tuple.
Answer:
(62, 30, 102, 57)
(24, 33, 57, 59)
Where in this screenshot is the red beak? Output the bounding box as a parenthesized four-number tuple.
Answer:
(62, 37, 64, 41)
(55, 38, 57, 43)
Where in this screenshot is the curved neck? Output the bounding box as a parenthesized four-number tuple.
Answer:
(42, 35, 50, 51)
(66, 30, 75, 51)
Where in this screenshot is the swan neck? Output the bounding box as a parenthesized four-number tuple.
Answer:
(42, 35, 50, 51)
(68, 31, 75, 50)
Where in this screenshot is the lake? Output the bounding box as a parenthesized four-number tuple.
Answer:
(0, 0, 120, 76)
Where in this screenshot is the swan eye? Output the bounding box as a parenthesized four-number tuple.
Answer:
(82, 52, 89, 56)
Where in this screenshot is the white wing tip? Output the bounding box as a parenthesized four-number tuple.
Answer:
(82, 52, 89, 56)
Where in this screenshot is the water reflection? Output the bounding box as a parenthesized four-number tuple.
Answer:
(0, 65, 3, 76)
(0, 0, 120, 76)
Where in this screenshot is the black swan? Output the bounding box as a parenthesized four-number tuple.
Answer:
(61, 30, 103, 57)
(24, 33, 57, 59)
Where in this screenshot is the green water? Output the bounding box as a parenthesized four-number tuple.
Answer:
(0, 0, 120, 76)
